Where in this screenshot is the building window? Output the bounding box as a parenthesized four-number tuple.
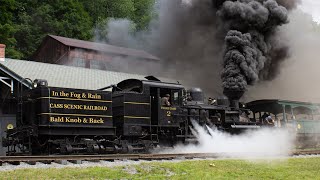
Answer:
(69, 58, 85, 67)
(90, 60, 107, 70)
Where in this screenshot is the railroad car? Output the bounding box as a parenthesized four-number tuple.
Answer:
(247, 100, 320, 148)
(3, 85, 115, 155)
(3, 77, 260, 155)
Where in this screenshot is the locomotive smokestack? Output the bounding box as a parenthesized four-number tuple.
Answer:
(223, 89, 244, 109)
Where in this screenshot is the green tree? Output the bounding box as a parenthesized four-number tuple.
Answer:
(132, 0, 154, 30)
(0, 0, 22, 58)
(81, 0, 135, 24)
(106, 0, 136, 19)
(13, 0, 93, 59)
(81, 0, 154, 36)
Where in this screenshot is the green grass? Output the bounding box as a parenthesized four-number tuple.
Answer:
(1, 158, 320, 180)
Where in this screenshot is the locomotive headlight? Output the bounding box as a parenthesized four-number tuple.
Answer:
(7, 124, 14, 130)
(33, 82, 38, 88)
(297, 124, 301, 129)
(33, 79, 48, 88)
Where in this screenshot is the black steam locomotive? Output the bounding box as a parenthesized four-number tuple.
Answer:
(3, 77, 260, 155)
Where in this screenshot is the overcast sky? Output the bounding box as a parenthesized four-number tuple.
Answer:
(299, 0, 320, 23)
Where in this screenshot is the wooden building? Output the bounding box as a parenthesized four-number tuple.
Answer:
(32, 35, 160, 74)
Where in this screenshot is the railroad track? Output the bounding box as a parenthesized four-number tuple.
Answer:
(291, 150, 320, 156)
(0, 153, 219, 165)
(0, 150, 319, 165)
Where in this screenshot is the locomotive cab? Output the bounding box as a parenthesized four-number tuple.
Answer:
(150, 86, 184, 127)
(113, 78, 185, 147)
(114, 78, 185, 127)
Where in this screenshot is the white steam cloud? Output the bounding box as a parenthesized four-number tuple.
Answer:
(104, 19, 134, 47)
(160, 122, 295, 159)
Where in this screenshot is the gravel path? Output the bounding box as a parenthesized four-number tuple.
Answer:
(0, 159, 186, 172)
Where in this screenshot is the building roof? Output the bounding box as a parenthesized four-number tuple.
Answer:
(47, 35, 160, 61)
(0, 58, 175, 91)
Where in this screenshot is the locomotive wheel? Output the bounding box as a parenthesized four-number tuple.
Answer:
(60, 146, 67, 154)
(60, 144, 73, 154)
(127, 145, 134, 153)
(88, 144, 100, 153)
(145, 143, 155, 153)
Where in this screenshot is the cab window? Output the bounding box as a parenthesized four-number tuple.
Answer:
(172, 90, 180, 106)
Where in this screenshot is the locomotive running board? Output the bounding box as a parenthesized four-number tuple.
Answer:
(231, 125, 260, 129)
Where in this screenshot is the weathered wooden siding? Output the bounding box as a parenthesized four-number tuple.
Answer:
(33, 37, 69, 64)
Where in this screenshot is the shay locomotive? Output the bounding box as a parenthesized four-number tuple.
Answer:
(3, 77, 260, 155)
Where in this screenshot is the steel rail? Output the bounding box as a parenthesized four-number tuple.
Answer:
(0, 153, 218, 164)
(291, 150, 320, 156)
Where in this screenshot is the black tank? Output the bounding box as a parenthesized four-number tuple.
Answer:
(188, 87, 204, 104)
(217, 96, 229, 106)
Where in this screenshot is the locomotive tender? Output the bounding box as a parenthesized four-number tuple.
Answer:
(3, 77, 259, 155)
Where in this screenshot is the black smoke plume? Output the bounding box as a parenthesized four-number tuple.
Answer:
(218, 0, 290, 93)
(102, 0, 299, 97)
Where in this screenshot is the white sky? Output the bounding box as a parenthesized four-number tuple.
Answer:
(299, 0, 320, 23)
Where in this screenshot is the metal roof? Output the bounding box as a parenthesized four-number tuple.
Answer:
(48, 35, 160, 61)
(0, 58, 175, 91)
